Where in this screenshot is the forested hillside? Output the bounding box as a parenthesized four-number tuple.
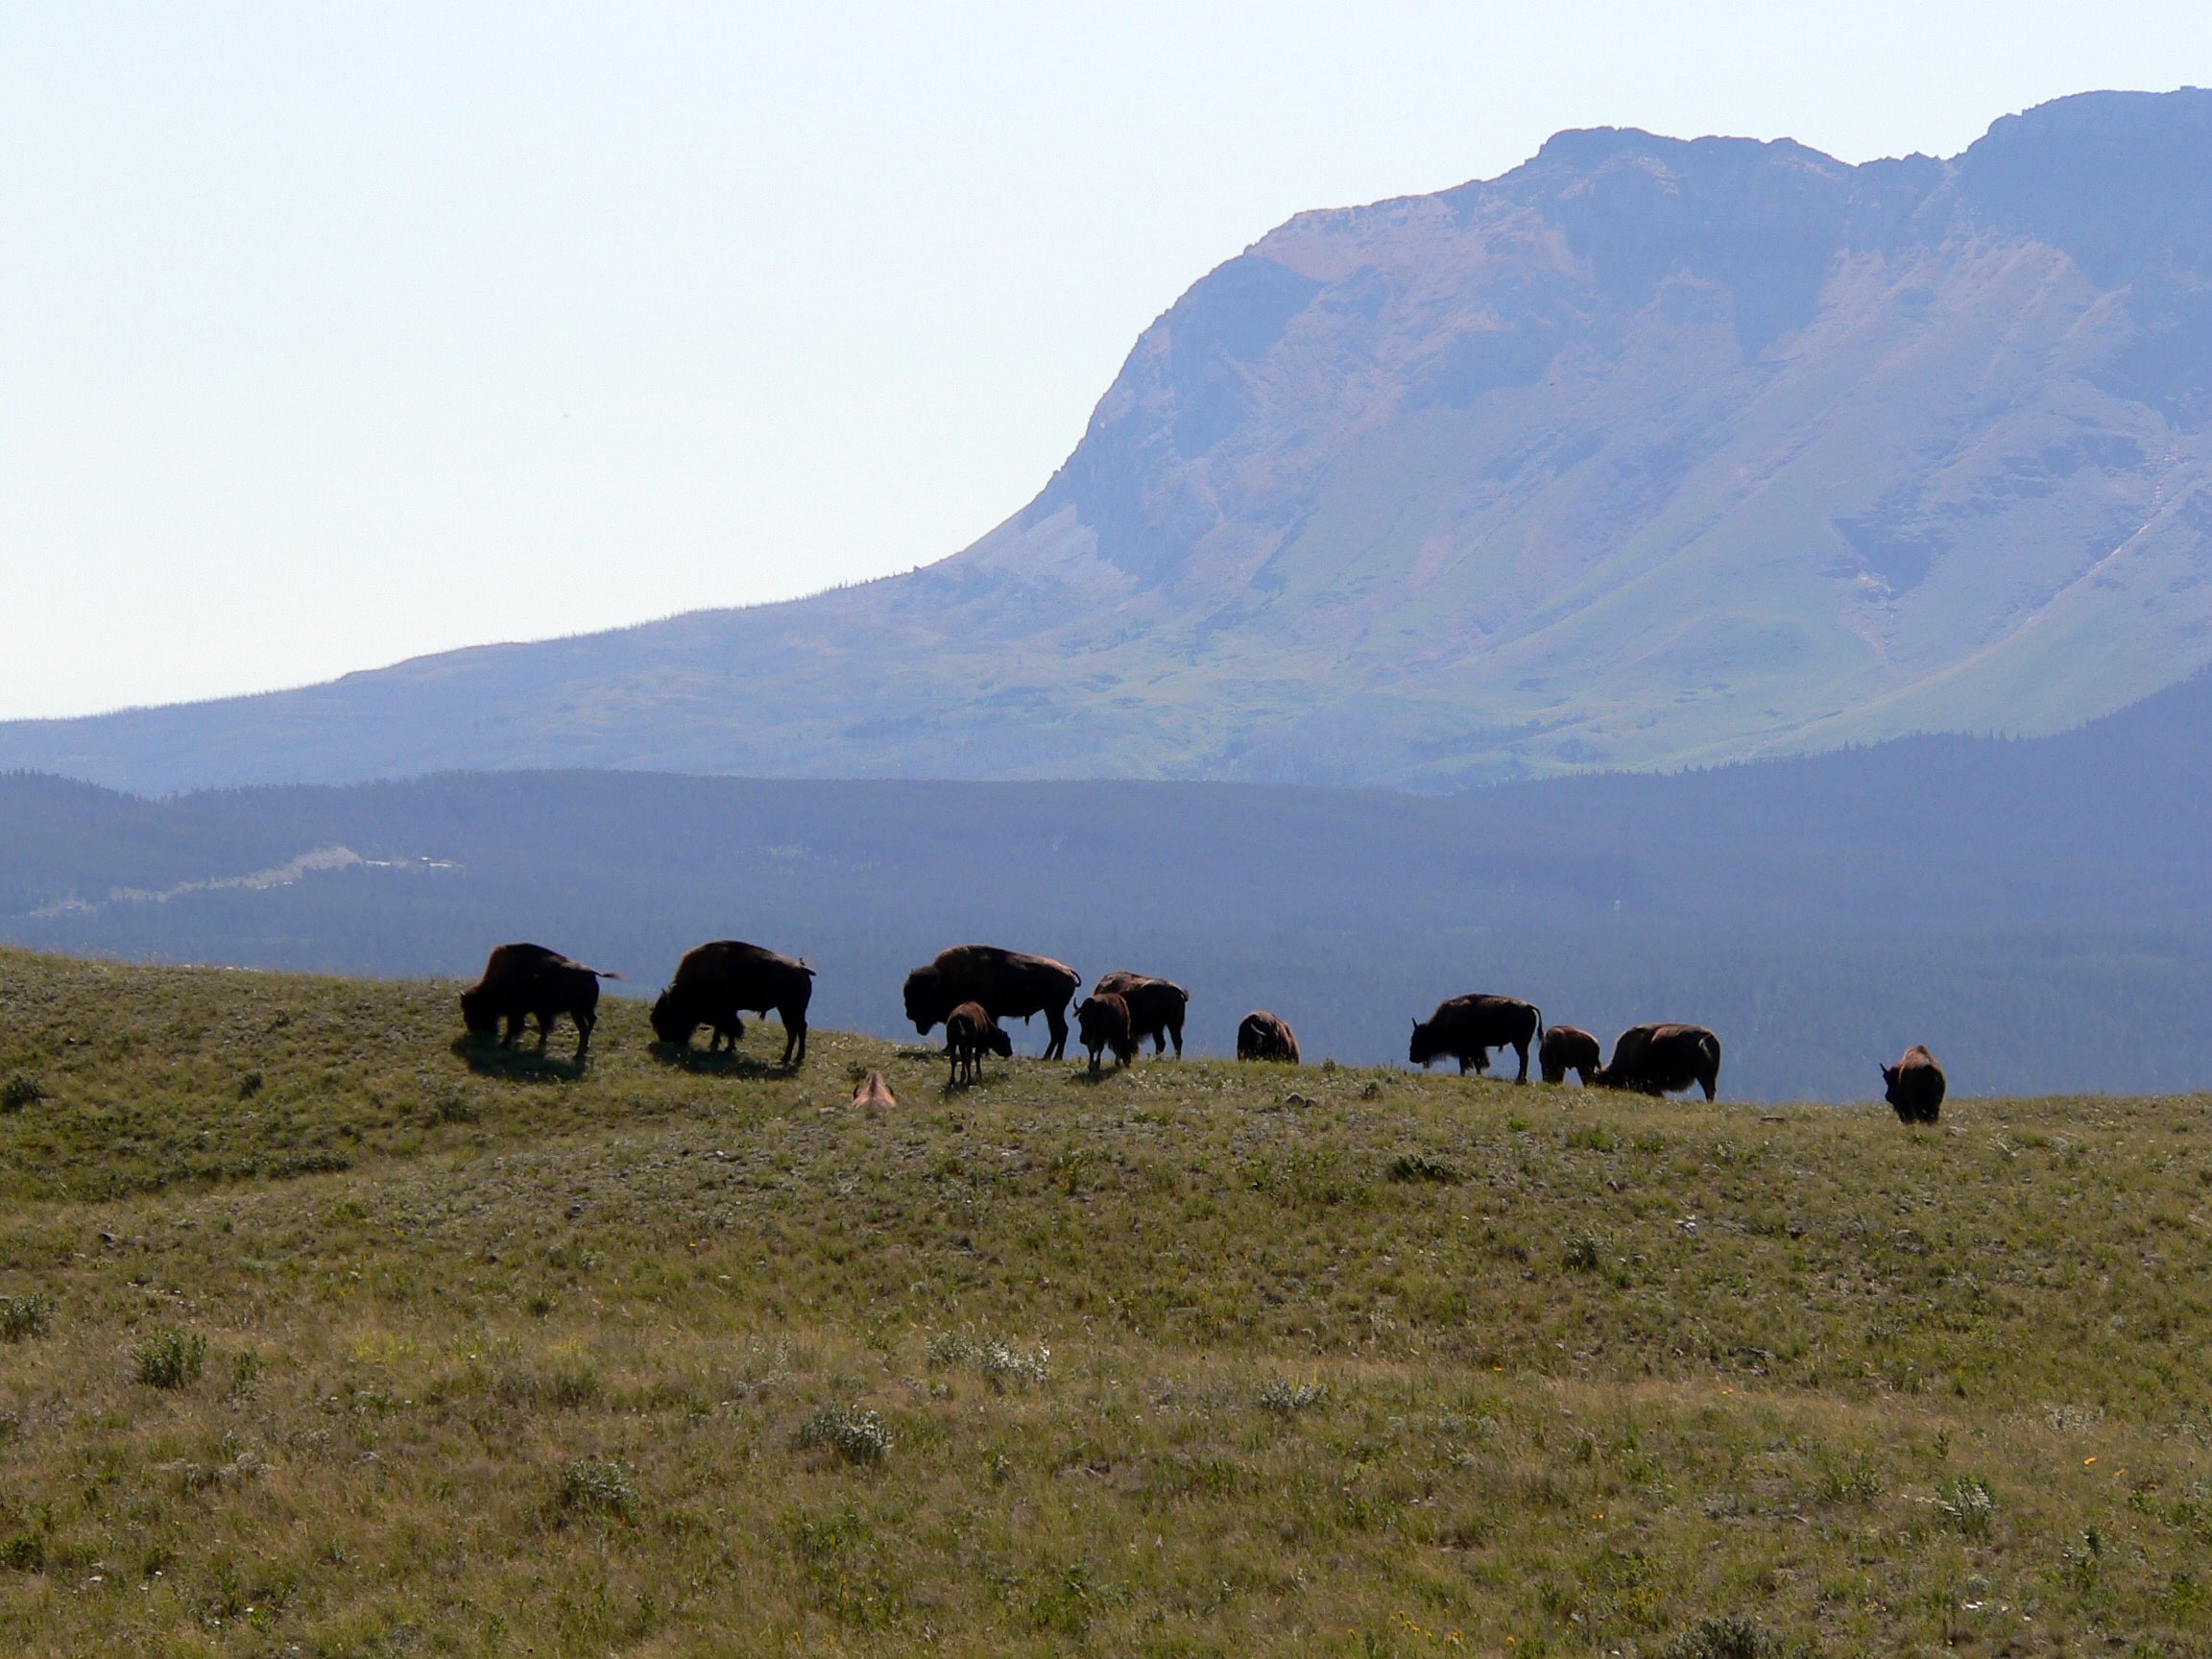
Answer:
(5, 667, 2208, 1099)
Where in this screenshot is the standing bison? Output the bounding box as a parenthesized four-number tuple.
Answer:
(1408, 994, 1544, 1083)
(1593, 1023, 1722, 1100)
(945, 1001, 1013, 1086)
(459, 943, 618, 1059)
(1539, 1024, 1602, 1086)
(902, 945, 1081, 1060)
(1236, 1011, 1300, 1064)
(1091, 972, 1189, 1057)
(1882, 1045, 1946, 1124)
(1076, 992, 1136, 1074)
(649, 940, 815, 1066)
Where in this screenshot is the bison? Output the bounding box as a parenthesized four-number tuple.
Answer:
(1882, 1045, 1946, 1124)
(649, 939, 815, 1066)
(944, 1000, 1012, 1086)
(1592, 1023, 1721, 1100)
(1076, 992, 1136, 1074)
(1090, 972, 1189, 1058)
(852, 1069, 898, 1109)
(459, 942, 618, 1059)
(1408, 994, 1544, 1083)
(1539, 1024, 1601, 1086)
(1236, 1010, 1300, 1064)
(903, 945, 1081, 1060)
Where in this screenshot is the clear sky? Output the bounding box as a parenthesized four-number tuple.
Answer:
(6, 2, 2212, 720)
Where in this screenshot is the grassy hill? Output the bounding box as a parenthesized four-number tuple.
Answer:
(2, 949, 2210, 1654)
(9, 664, 2212, 1102)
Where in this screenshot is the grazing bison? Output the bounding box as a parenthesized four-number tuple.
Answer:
(1882, 1045, 1946, 1124)
(902, 945, 1081, 1060)
(1076, 992, 1136, 1074)
(1237, 1010, 1300, 1064)
(1593, 1023, 1721, 1100)
(649, 939, 815, 1066)
(459, 942, 618, 1059)
(1539, 1024, 1602, 1086)
(852, 1069, 898, 1109)
(1091, 972, 1190, 1057)
(944, 1001, 1012, 1086)
(1408, 994, 1544, 1083)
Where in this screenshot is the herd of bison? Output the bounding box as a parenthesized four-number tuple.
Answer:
(459, 939, 1951, 1122)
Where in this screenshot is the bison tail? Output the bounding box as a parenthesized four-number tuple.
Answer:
(1533, 1007, 1545, 1043)
(593, 969, 624, 981)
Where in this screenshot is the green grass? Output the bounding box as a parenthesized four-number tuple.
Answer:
(2, 946, 2211, 1655)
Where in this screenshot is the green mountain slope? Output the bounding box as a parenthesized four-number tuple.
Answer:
(10, 89, 2212, 791)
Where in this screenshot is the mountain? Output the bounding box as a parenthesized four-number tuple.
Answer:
(7, 666, 2212, 1099)
(12, 89, 2212, 793)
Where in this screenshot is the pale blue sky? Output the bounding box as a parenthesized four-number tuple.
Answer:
(6, 2, 2211, 719)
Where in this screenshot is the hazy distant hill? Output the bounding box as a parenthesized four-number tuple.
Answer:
(7, 668, 2211, 1099)
(10, 88, 2212, 794)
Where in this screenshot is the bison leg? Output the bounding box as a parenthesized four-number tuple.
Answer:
(1044, 1004, 1070, 1062)
(1512, 1038, 1530, 1085)
(1168, 1017, 1183, 1059)
(575, 1009, 594, 1058)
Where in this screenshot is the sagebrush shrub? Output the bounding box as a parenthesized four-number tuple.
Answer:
(795, 1403, 891, 1465)
(554, 1457, 637, 1519)
(1257, 1379, 1327, 1415)
(1660, 1614, 1783, 1659)
(1936, 1475, 1997, 1538)
(0, 1072, 44, 1113)
(0, 1293, 52, 1343)
(132, 1329, 207, 1390)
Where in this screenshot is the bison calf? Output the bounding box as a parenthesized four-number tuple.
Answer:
(1409, 994, 1543, 1083)
(1236, 1011, 1300, 1064)
(1539, 1024, 1601, 1086)
(1882, 1045, 1946, 1124)
(945, 1001, 1013, 1086)
(852, 1069, 899, 1109)
(1593, 1023, 1721, 1100)
(1076, 992, 1136, 1074)
(460, 942, 617, 1060)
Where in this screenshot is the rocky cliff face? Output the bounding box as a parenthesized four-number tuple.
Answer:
(12, 89, 2212, 792)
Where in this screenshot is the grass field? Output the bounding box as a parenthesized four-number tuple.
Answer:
(2, 947, 2210, 1656)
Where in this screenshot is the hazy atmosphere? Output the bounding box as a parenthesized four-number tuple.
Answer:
(8, 1, 2212, 718)
(13, 8, 2212, 1654)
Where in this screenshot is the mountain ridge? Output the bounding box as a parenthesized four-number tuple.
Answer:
(11, 88, 2212, 793)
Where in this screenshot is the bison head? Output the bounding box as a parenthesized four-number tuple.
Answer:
(459, 987, 498, 1037)
(1407, 1018, 1438, 1069)
(985, 1024, 1013, 1059)
(902, 966, 950, 1034)
(650, 991, 696, 1046)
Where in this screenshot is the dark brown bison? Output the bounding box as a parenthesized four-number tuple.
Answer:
(1882, 1045, 1946, 1124)
(903, 945, 1081, 1060)
(1408, 994, 1544, 1083)
(1091, 972, 1189, 1057)
(1076, 992, 1136, 1074)
(1237, 1010, 1300, 1063)
(649, 940, 815, 1066)
(944, 1000, 1012, 1086)
(1593, 1023, 1721, 1100)
(459, 943, 618, 1058)
(1539, 1024, 1601, 1086)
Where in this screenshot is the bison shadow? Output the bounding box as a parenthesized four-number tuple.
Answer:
(449, 1035, 589, 1083)
(646, 1042, 794, 1080)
